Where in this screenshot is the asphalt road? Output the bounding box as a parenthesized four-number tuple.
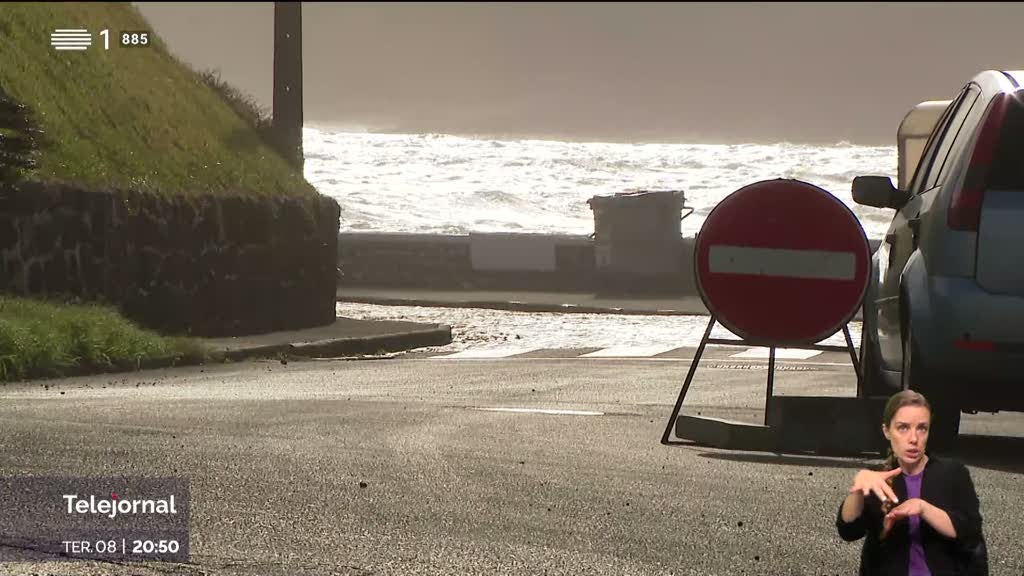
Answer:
(1, 349, 1022, 575)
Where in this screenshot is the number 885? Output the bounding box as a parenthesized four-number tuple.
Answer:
(121, 32, 149, 46)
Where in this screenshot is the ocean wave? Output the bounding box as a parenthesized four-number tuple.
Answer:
(305, 130, 898, 240)
(472, 189, 523, 205)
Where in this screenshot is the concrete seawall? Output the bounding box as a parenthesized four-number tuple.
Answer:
(338, 232, 881, 296)
(338, 232, 697, 295)
(337, 232, 597, 292)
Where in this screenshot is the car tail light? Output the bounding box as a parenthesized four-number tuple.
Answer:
(948, 93, 1011, 231)
(954, 337, 995, 352)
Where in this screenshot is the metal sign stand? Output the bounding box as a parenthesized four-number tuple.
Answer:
(660, 315, 862, 445)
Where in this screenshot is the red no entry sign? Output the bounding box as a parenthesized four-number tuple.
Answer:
(695, 179, 870, 346)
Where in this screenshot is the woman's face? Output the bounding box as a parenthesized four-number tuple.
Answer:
(883, 405, 931, 465)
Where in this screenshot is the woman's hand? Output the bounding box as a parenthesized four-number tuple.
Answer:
(881, 498, 929, 540)
(885, 498, 927, 522)
(849, 467, 902, 504)
(887, 498, 959, 540)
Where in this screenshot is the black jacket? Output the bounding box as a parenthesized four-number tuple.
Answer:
(835, 456, 986, 575)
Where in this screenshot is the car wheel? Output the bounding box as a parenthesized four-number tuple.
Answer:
(858, 316, 889, 397)
(902, 318, 961, 452)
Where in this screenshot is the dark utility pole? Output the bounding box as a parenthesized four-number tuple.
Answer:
(272, 2, 304, 171)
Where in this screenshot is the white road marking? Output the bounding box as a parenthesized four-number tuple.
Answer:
(419, 356, 853, 366)
(472, 407, 605, 416)
(437, 347, 538, 359)
(579, 345, 679, 358)
(708, 245, 857, 280)
(421, 351, 853, 366)
(731, 348, 822, 359)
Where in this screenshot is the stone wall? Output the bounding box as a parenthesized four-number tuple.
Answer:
(0, 181, 340, 337)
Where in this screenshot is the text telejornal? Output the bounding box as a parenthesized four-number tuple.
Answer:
(63, 494, 178, 519)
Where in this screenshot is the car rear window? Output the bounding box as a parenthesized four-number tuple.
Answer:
(990, 99, 1024, 189)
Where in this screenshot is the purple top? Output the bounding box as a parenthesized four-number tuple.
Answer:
(904, 470, 931, 576)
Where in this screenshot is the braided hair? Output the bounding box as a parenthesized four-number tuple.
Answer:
(879, 390, 931, 514)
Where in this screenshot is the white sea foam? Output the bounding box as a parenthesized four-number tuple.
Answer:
(304, 127, 898, 239)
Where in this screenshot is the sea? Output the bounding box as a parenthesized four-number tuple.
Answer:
(305, 127, 897, 351)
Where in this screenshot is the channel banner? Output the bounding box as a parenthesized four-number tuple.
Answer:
(0, 476, 189, 563)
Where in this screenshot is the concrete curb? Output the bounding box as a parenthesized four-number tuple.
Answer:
(2, 327, 453, 385)
(337, 295, 707, 317)
(220, 325, 453, 362)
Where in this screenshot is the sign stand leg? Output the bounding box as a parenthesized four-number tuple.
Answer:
(660, 314, 717, 445)
(765, 346, 776, 426)
(842, 324, 863, 398)
(662, 319, 867, 448)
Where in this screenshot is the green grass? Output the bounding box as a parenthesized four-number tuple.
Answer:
(0, 3, 316, 197)
(0, 296, 215, 382)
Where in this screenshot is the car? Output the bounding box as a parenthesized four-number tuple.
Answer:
(853, 69, 1024, 449)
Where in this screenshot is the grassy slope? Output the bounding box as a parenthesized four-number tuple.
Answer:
(0, 2, 315, 197)
(0, 296, 213, 382)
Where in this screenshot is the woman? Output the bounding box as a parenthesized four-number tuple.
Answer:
(836, 390, 987, 575)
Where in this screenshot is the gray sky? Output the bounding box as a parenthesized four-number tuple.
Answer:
(135, 2, 1024, 145)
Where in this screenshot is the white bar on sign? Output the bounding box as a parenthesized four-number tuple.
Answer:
(708, 245, 856, 280)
